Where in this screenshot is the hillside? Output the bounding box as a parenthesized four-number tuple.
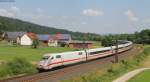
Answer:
(0, 16, 101, 41)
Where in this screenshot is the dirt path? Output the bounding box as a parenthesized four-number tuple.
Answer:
(112, 68, 150, 82)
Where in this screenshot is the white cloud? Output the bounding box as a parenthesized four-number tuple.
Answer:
(10, 6, 20, 13)
(0, 9, 14, 17)
(82, 9, 104, 16)
(125, 10, 139, 22)
(0, 6, 20, 17)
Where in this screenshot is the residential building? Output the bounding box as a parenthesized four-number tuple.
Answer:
(2, 32, 26, 44)
(20, 32, 38, 45)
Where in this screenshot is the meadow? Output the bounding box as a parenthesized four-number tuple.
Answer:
(0, 41, 75, 62)
(0, 41, 76, 79)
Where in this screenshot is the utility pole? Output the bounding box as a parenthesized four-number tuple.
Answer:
(115, 39, 119, 63)
(83, 33, 88, 61)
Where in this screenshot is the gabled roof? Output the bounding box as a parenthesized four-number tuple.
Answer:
(37, 34, 50, 41)
(5, 32, 26, 40)
(26, 32, 38, 40)
(37, 34, 71, 41)
(51, 34, 71, 40)
(67, 41, 93, 44)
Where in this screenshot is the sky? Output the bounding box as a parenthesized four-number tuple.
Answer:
(0, 0, 150, 34)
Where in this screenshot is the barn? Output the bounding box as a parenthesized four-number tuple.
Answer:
(67, 41, 93, 49)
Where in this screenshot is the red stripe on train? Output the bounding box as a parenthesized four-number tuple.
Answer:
(47, 51, 113, 66)
(47, 47, 132, 66)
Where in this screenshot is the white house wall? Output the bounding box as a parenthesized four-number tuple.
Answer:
(48, 40, 58, 47)
(21, 34, 32, 45)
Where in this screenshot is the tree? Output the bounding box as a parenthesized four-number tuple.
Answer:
(31, 39, 39, 48)
(140, 29, 150, 44)
(101, 35, 115, 47)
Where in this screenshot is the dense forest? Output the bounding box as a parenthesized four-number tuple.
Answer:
(0, 16, 101, 41)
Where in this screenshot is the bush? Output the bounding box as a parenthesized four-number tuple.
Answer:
(0, 58, 37, 79)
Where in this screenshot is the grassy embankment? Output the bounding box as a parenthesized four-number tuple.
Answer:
(62, 45, 150, 82)
(127, 45, 150, 82)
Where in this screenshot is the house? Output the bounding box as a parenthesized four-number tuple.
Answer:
(2, 32, 26, 44)
(38, 34, 50, 43)
(53, 34, 72, 42)
(37, 34, 55, 46)
(48, 37, 58, 47)
(20, 32, 38, 45)
(67, 41, 93, 49)
(37, 34, 71, 47)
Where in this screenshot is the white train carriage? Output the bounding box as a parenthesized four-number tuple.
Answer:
(37, 41, 133, 71)
(87, 47, 113, 60)
(37, 50, 86, 70)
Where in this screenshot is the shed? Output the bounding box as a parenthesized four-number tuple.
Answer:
(67, 41, 93, 49)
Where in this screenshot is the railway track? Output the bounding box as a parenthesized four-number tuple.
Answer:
(0, 45, 141, 82)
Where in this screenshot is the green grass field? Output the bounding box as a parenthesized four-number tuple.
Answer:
(0, 41, 102, 62)
(0, 41, 75, 62)
(128, 69, 150, 82)
(92, 41, 102, 48)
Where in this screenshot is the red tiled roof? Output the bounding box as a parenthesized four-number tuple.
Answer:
(26, 32, 38, 40)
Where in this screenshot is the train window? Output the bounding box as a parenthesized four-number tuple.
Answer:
(56, 55, 61, 58)
(78, 52, 82, 55)
(51, 57, 54, 60)
(90, 50, 110, 55)
(42, 56, 49, 60)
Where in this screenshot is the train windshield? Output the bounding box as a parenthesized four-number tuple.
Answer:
(42, 56, 50, 60)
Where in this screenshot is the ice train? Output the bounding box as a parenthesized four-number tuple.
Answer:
(37, 41, 133, 71)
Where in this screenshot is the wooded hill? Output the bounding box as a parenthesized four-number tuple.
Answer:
(0, 16, 101, 41)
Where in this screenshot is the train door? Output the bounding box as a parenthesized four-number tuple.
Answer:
(52, 55, 63, 68)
